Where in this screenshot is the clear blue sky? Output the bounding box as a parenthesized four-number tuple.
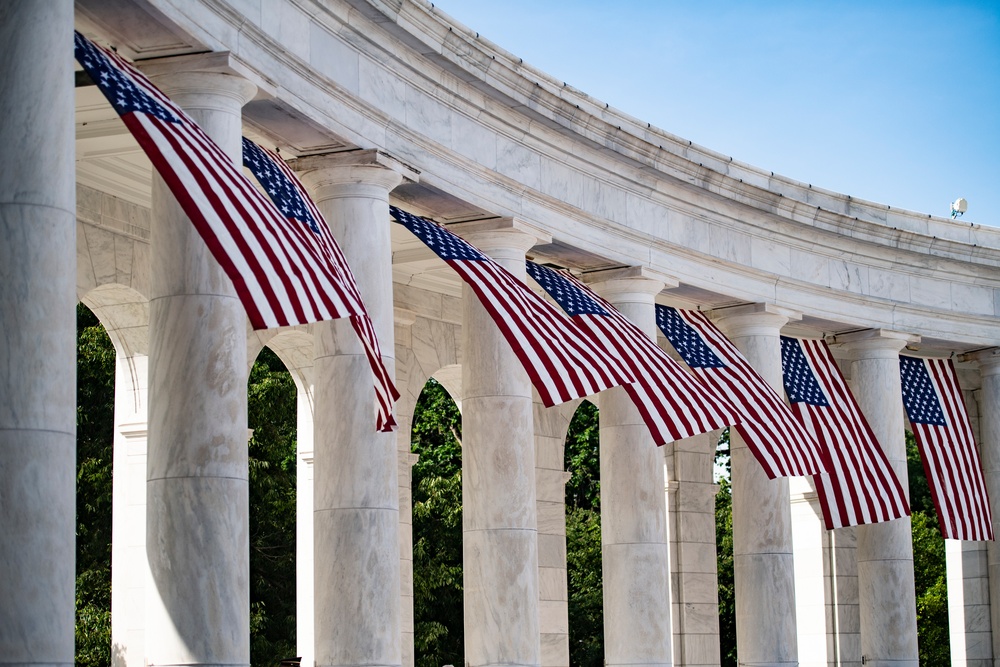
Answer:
(432, 0, 1000, 226)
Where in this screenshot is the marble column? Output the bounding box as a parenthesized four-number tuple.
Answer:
(296, 386, 316, 667)
(296, 151, 413, 667)
(587, 267, 673, 667)
(534, 400, 577, 667)
(110, 354, 150, 667)
(0, 2, 76, 665)
(454, 218, 549, 667)
(839, 329, 919, 667)
(943, 358, 991, 666)
(394, 308, 419, 667)
(970, 348, 1000, 665)
(664, 430, 722, 667)
(714, 303, 799, 667)
(144, 65, 257, 667)
(790, 345, 863, 667)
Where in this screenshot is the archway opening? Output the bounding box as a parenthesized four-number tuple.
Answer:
(410, 377, 463, 667)
(75, 303, 116, 667)
(906, 430, 949, 665)
(564, 400, 602, 667)
(247, 347, 298, 667)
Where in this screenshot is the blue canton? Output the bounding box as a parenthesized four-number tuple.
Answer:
(899, 356, 947, 426)
(779, 337, 829, 406)
(655, 306, 725, 368)
(74, 31, 178, 124)
(389, 207, 487, 261)
(242, 139, 320, 234)
(525, 263, 610, 317)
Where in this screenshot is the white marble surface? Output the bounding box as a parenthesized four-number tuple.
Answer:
(947, 540, 993, 665)
(533, 400, 576, 667)
(842, 331, 918, 667)
(60, 1, 1000, 664)
(460, 225, 541, 667)
(714, 305, 799, 667)
(110, 355, 149, 667)
(0, 3, 76, 665)
(591, 277, 673, 667)
(144, 69, 254, 667)
(301, 156, 405, 667)
(296, 390, 316, 667)
(972, 352, 1000, 662)
(664, 430, 722, 667)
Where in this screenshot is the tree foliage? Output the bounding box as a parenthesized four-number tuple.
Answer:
(247, 348, 298, 667)
(564, 402, 604, 667)
(907, 431, 949, 666)
(714, 429, 736, 667)
(76, 304, 116, 667)
(74, 307, 300, 667)
(410, 379, 464, 667)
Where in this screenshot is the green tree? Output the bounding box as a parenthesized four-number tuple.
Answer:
(907, 431, 949, 666)
(564, 402, 603, 667)
(410, 379, 464, 667)
(73, 308, 302, 667)
(247, 348, 299, 667)
(75, 304, 116, 667)
(714, 430, 736, 667)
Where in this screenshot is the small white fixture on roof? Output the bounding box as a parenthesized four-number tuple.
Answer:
(950, 198, 968, 219)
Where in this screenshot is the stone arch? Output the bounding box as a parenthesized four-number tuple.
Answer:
(77, 283, 151, 667)
(394, 310, 464, 667)
(76, 188, 151, 303)
(662, 429, 724, 666)
(539, 398, 591, 667)
(407, 372, 464, 667)
(246, 326, 315, 667)
(249, 326, 315, 404)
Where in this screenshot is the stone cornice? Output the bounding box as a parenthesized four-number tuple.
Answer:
(93, 0, 1000, 348)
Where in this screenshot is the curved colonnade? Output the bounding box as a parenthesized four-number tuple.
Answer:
(3, 2, 1000, 667)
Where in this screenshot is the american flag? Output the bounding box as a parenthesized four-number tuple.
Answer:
(389, 208, 635, 406)
(900, 356, 993, 540)
(75, 32, 398, 431)
(781, 337, 909, 528)
(242, 139, 399, 432)
(526, 263, 740, 445)
(656, 307, 825, 478)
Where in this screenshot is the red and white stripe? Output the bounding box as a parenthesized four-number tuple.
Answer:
(910, 358, 993, 541)
(672, 309, 825, 478)
(555, 274, 741, 445)
(258, 144, 399, 431)
(792, 339, 909, 529)
(448, 259, 636, 406)
(91, 40, 398, 431)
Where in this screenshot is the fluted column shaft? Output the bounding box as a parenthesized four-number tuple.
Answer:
(298, 155, 405, 667)
(145, 69, 257, 667)
(460, 224, 541, 667)
(590, 275, 673, 667)
(714, 305, 798, 667)
(0, 3, 76, 666)
(841, 331, 918, 667)
(970, 351, 1000, 664)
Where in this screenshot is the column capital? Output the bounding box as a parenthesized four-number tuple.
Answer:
(450, 216, 551, 255)
(141, 53, 259, 111)
(834, 328, 918, 359)
(394, 307, 418, 328)
(711, 302, 801, 338)
(294, 149, 418, 196)
(582, 265, 677, 302)
(138, 50, 274, 96)
(964, 347, 1000, 375)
